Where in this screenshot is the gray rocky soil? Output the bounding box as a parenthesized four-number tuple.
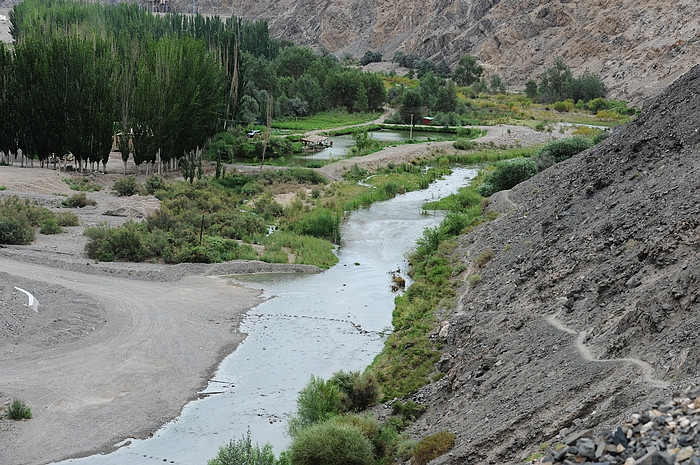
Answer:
(405, 65, 700, 464)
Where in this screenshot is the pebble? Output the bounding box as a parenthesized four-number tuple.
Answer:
(535, 386, 700, 465)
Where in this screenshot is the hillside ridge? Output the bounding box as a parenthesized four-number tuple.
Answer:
(405, 64, 700, 464)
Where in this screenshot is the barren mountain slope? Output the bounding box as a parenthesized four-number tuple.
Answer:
(2, 0, 698, 104)
(222, 0, 699, 105)
(404, 65, 700, 464)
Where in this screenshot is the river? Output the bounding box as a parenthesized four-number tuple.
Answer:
(53, 167, 477, 465)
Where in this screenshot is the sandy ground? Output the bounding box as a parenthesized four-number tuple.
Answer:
(0, 123, 573, 465)
(0, 155, 319, 465)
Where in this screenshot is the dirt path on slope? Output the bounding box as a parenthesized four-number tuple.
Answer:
(545, 311, 670, 390)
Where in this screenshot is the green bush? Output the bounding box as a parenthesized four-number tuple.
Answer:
(0, 217, 35, 244)
(62, 192, 96, 208)
(290, 422, 375, 465)
(453, 139, 475, 150)
(112, 176, 139, 196)
(208, 430, 277, 465)
(391, 401, 426, 421)
(552, 101, 569, 112)
(533, 137, 593, 171)
(342, 164, 369, 181)
(63, 176, 101, 192)
(474, 247, 494, 267)
(478, 158, 538, 197)
(7, 399, 32, 420)
(289, 376, 344, 437)
(40, 217, 62, 235)
(84, 221, 147, 262)
(328, 371, 380, 412)
(412, 431, 456, 465)
(145, 174, 166, 194)
(587, 97, 609, 113)
(593, 131, 611, 144)
(55, 211, 80, 226)
(292, 208, 340, 243)
(0, 196, 55, 244)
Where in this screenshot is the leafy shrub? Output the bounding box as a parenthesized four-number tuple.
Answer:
(288, 376, 343, 437)
(533, 137, 593, 171)
(55, 211, 79, 226)
(208, 430, 277, 465)
(343, 164, 369, 181)
(63, 176, 101, 192)
(474, 247, 494, 267)
(328, 371, 380, 412)
(0, 196, 53, 244)
(593, 131, 611, 144)
(7, 399, 32, 420)
(0, 217, 34, 244)
(467, 274, 482, 287)
(292, 208, 340, 243)
(412, 431, 456, 465)
(453, 139, 475, 150)
(477, 158, 538, 197)
(552, 101, 569, 112)
(84, 221, 147, 262)
(145, 174, 166, 194)
(391, 401, 426, 421)
(587, 97, 609, 113)
(112, 176, 139, 196)
(289, 422, 375, 465)
(62, 192, 96, 208)
(40, 217, 62, 235)
(254, 194, 284, 220)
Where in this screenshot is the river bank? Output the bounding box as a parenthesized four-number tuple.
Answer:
(0, 123, 570, 465)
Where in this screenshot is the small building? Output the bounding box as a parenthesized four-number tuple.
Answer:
(300, 134, 331, 150)
(421, 116, 434, 125)
(247, 129, 262, 138)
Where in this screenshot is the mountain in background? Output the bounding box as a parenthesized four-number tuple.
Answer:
(1, 0, 698, 104)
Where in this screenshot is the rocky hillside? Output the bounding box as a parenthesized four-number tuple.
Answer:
(2, 0, 698, 104)
(403, 65, 700, 464)
(220, 0, 700, 105)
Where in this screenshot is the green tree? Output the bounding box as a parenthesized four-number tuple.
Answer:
(353, 82, 368, 112)
(538, 58, 573, 102)
(276, 45, 316, 79)
(359, 50, 382, 66)
(576, 71, 606, 102)
(524, 79, 538, 100)
(0, 42, 16, 158)
(489, 74, 505, 94)
(434, 80, 458, 113)
(399, 88, 423, 124)
(418, 71, 440, 112)
(452, 54, 483, 86)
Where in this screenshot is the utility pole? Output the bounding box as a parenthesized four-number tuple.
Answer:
(410, 113, 414, 140)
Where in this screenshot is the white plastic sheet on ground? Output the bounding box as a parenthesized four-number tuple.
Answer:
(14, 286, 39, 312)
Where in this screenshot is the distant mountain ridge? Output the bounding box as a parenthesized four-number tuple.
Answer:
(1, 0, 698, 104)
(222, 0, 700, 105)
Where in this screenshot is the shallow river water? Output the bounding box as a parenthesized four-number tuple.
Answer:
(54, 167, 477, 465)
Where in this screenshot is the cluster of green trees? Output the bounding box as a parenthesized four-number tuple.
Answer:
(0, 0, 387, 171)
(392, 51, 451, 78)
(524, 58, 606, 104)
